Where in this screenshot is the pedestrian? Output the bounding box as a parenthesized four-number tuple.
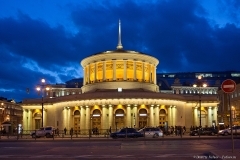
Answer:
(96, 127, 99, 135)
(64, 127, 67, 135)
(183, 126, 186, 135)
(70, 128, 73, 136)
(109, 126, 111, 134)
(56, 128, 59, 136)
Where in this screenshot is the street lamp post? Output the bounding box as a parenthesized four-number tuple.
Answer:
(36, 79, 50, 127)
(193, 76, 207, 128)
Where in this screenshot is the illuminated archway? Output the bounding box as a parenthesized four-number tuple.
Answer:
(92, 109, 101, 131)
(159, 109, 166, 127)
(73, 110, 80, 133)
(115, 109, 125, 130)
(33, 112, 41, 129)
(139, 109, 147, 128)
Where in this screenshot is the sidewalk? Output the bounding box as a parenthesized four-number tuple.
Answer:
(1, 133, 240, 141)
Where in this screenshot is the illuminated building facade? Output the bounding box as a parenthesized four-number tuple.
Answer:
(218, 83, 240, 126)
(0, 98, 23, 133)
(22, 21, 219, 132)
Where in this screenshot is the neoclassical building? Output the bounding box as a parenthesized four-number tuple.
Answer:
(22, 21, 219, 132)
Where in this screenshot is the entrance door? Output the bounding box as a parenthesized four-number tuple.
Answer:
(74, 117, 80, 133)
(159, 109, 167, 127)
(35, 119, 41, 129)
(139, 117, 147, 128)
(92, 109, 101, 134)
(73, 110, 80, 133)
(115, 109, 125, 131)
(92, 117, 101, 130)
(139, 109, 147, 128)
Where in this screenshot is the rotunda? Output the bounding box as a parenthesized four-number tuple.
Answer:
(22, 21, 219, 132)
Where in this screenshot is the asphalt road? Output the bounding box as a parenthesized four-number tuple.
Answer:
(0, 138, 239, 160)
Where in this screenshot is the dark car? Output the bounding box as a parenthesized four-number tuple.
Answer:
(110, 128, 143, 138)
(190, 127, 218, 136)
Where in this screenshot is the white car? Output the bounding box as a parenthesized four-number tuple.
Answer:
(139, 127, 163, 138)
(30, 126, 55, 138)
(218, 126, 240, 136)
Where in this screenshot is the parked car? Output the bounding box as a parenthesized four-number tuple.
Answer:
(110, 128, 143, 138)
(218, 126, 240, 136)
(138, 127, 163, 138)
(30, 126, 55, 138)
(190, 127, 218, 136)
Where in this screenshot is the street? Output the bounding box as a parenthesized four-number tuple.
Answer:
(0, 138, 239, 160)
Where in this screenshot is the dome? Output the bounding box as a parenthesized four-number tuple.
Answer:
(80, 21, 159, 93)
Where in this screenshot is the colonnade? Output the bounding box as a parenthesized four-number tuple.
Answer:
(83, 60, 157, 85)
(193, 106, 218, 127)
(62, 105, 178, 130)
(22, 105, 218, 131)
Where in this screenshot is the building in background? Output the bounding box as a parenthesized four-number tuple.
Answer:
(218, 83, 240, 127)
(0, 97, 23, 134)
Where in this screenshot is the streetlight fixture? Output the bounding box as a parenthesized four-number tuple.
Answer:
(36, 78, 50, 127)
(193, 75, 207, 128)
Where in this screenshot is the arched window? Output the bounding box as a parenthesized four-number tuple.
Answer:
(74, 110, 80, 115)
(115, 109, 124, 117)
(93, 109, 101, 117)
(139, 109, 147, 116)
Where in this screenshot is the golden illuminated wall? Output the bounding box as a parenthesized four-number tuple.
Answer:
(90, 64, 95, 82)
(83, 60, 157, 85)
(81, 51, 159, 89)
(116, 61, 124, 80)
(136, 62, 142, 81)
(127, 61, 133, 80)
(97, 62, 103, 82)
(106, 61, 113, 81)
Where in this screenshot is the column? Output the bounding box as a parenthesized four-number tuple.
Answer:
(103, 61, 106, 81)
(133, 61, 136, 81)
(127, 106, 131, 127)
(87, 65, 90, 84)
(113, 60, 116, 81)
(80, 106, 86, 130)
(86, 107, 90, 130)
(109, 105, 113, 129)
(133, 106, 137, 128)
(62, 107, 66, 129)
(83, 67, 86, 85)
(28, 109, 33, 130)
(67, 107, 71, 129)
(213, 106, 218, 125)
(208, 107, 212, 127)
(154, 106, 159, 127)
(124, 60, 127, 80)
(149, 105, 154, 126)
(43, 108, 47, 127)
(194, 107, 198, 126)
(102, 106, 107, 129)
(168, 106, 172, 126)
(142, 62, 145, 82)
(154, 66, 157, 84)
(172, 106, 176, 126)
(23, 109, 27, 130)
(148, 64, 151, 82)
(94, 62, 97, 82)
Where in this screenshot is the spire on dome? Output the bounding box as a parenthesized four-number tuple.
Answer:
(116, 19, 123, 50)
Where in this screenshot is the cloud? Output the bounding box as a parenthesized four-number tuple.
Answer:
(0, 0, 240, 101)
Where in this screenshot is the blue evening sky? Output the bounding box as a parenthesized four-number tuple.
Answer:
(0, 0, 240, 101)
